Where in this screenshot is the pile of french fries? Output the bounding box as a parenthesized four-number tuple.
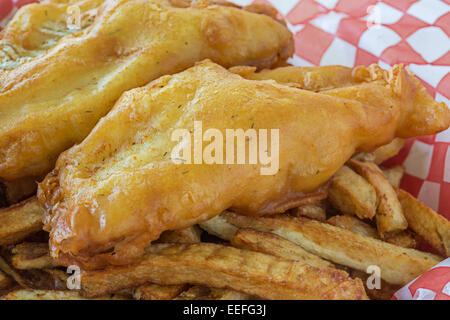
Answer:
(0, 139, 449, 300)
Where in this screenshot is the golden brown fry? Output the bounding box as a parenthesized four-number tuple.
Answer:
(10, 242, 58, 270)
(398, 189, 450, 257)
(291, 203, 326, 221)
(0, 270, 13, 290)
(0, 255, 66, 290)
(144, 226, 202, 297)
(158, 226, 202, 244)
(222, 212, 441, 285)
(384, 231, 416, 249)
(381, 165, 405, 188)
(1, 290, 87, 300)
(133, 283, 188, 300)
(327, 215, 378, 238)
(174, 286, 251, 300)
(0, 176, 39, 207)
(348, 160, 407, 237)
(327, 215, 416, 248)
(372, 138, 405, 164)
(199, 215, 238, 241)
(328, 166, 377, 219)
(231, 228, 334, 269)
(80, 243, 368, 300)
(0, 197, 44, 246)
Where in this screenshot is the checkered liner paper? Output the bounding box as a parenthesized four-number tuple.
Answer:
(1, 0, 449, 300)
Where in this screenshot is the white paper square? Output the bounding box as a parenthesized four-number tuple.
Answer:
(407, 0, 450, 24)
(320, 37, 356, 67)
(408, 64, 450, 87)
(269, 0, 299, 16)
(358, 26, 402, 56)
(418, 181, 441, 212)
(407, 27, 450, 63)
(403, 140, 434, 179)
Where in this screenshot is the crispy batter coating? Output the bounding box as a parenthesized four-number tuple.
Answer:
(0, 0, 293, 181)
(38, 60, 449, 268)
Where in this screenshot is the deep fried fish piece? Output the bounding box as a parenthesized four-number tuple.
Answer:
(0, 0, 293, 181)
(232, 64, 450, 138)
(38, 60, 449, 269)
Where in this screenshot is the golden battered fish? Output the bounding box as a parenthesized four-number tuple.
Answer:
(38, 60, 449, 269)
(0, 0, 293, 181)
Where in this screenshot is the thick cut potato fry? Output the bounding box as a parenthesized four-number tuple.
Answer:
(327, 215, 379, 238)
(0, 289, 123, 300)
(11, 242, 58, 270)
(398, 189, 450, 257)
(0, 270, 13, 290)
(328, 166, 377, 219)
(327, 215, 416, 248)
(0, 255, 66, 290)
(199, 216, 238, 240)
(80, 243, 368, 300)
(158, 226, 202, 244)
(382, 166, 405, 188)
(175, 286, 251, 300)
(385, 231, 416, 249)
(133, 283, 188, 300)
(230, 228, 334, 269)
(0, 197, 44, 246)
(222, 212, 441, 285)
(348, 160, 407, 237)
(291, 203, 326, 221)
(1, 290, 87, 300)
(0, 177, 39, 207)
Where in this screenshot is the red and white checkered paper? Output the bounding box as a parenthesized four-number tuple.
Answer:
(1, 0, 449, 300)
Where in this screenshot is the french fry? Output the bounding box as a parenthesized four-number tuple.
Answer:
(328, 166, 377, 219)
(199, 215, 238, 240)
(327, 215, 416, 248)
(133, 283, 189, 300)
(174, 286, 251, 300)
(158, 226, 202, 244)
(0, 289, 123, 300)
(382, 166, 405, 188)
(221, 212, 441, 285)
(10, 242, 58, 270)
(0, 255, 66, 290)
(348, 160, 407, 237)
(230, 228, 334, 269)
(372, 138, 405, 165)
(0, 197, 44, 246)
(145, 226, 203, 297)
(1, 290, 87, 300)
(384, 231, 416, 249)
(0, 270, 13, 290)
(80, 243, 368, 300)
(327, 215, 378, 238)
(0, 177, 39, 207)
(398, 189, 450, 257)
(291, 203, 326, 221)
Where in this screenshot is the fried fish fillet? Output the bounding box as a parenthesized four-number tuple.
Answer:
(38, 60, 449, 269)
(0, 0, 293, 181)
(231, 64, 450, 138)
